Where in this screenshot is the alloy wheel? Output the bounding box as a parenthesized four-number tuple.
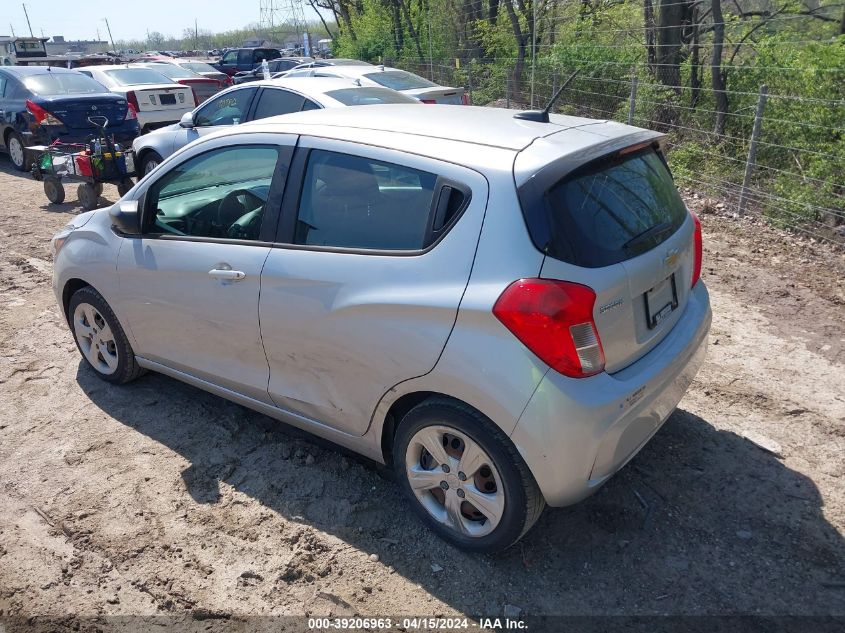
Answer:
(8, 136, 25, 169)
(72, 303, 119, 375)
(404, 425, 505, 538)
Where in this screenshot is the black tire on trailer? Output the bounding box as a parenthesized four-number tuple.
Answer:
(43, 177, 65, 204)
(77, 183, 99, 211)
(117, 178, 134, 197)
(94, 183, 104, 197)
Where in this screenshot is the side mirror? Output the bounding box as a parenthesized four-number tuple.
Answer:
(110, 199, 141, 235)
(179, 111, 195, 128)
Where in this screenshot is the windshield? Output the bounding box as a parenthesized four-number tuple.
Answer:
(364, 70, 436, 90)
(325, 87, 419, 106)
(179, 62, 218, 73)
(542, 149, 687, 266)
(24, 72, 106, 95)
(105, 68, 174, 86)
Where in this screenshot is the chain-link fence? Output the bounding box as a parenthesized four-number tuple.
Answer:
(384, 55, 845, 247)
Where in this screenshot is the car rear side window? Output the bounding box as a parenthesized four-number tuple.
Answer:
(294, 150, 438, 251)
(252, 88, 306, 120)
(542, 149, 687, 267)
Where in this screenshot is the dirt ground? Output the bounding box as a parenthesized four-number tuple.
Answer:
(0, 155, 843, 630)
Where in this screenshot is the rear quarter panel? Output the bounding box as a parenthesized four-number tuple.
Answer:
(367, 150, 549, 439)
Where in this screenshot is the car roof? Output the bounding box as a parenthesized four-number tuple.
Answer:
(309, 64, 382, 77)
(82, 64, 148, 72)
(0, 65, 80, 76)
(243, 104, 616, 151)
(244, 76, 373, 97)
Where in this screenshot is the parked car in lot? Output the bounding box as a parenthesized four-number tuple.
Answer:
(132, 77, 419, 175)
(213, 47, 282, 77)
(285, 64, 467, 104)
(77, 65, 195, 133)
(0, 66, 139, 171)
(130, 62, 222, 104)
(232, 57, 313, 85)
(161, 59, 232, 87)
(53, 105, 710, 551)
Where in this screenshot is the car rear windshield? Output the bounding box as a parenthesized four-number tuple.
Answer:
(142, 64, 198, 79)
(180, 62, 217, 73)
(23, 72, 105, 96)
(325, 87, 419, 105)
(541, 149, 687, 267)
(105, 68, 174, 86)
(329, 59, 373, 66)
(364, 70, 436, 90)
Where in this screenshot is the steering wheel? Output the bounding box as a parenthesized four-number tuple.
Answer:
(216, 189, 264, 236)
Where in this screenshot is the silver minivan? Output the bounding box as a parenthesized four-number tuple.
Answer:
(52, 105, 711, 552)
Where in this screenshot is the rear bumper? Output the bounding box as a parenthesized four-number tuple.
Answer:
(511, 281, 712, 507)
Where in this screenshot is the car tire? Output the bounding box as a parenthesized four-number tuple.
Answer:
(93, 183, 104, 197)
(117, 178, 135, 197)
(68, 286, 144, 385)
(393, 397, 545, 553)
(7, 131, 27, 171)
(140, 151, 162, 176)
(77, 183, 99, 210)
(43, 177, 65, 204)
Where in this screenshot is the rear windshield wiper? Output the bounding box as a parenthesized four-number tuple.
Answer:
(623, 220, 674, 253)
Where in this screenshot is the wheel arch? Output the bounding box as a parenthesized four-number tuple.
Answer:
(379, 391, 493, 467)
(62, 278, 93, 323)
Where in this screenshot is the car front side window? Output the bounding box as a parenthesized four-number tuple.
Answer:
(194, 87, 256, 127)
(221, 51, 238, 65)
(145, 145, 280, 241)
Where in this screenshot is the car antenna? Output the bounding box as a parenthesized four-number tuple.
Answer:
(513, 70, 579, 123)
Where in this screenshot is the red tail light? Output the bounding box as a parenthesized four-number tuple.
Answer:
(420, 99, 437, 104)
(461, 93, 470, 105)
(124, 102, 138, 121)
(493, 279, 605, 378)
(690, 211, 702, 288)
(26, 99, 62, 125)
(126, 90, 140, 113)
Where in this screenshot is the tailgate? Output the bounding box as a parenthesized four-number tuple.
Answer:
(517, 128, 696, 373)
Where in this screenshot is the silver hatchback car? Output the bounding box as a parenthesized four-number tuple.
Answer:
(52, 105, 711, 552)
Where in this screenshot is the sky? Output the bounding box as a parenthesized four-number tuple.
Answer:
(5, 0, 327, 43)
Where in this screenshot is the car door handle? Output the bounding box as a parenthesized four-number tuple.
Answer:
(209, 268, 245, 281)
